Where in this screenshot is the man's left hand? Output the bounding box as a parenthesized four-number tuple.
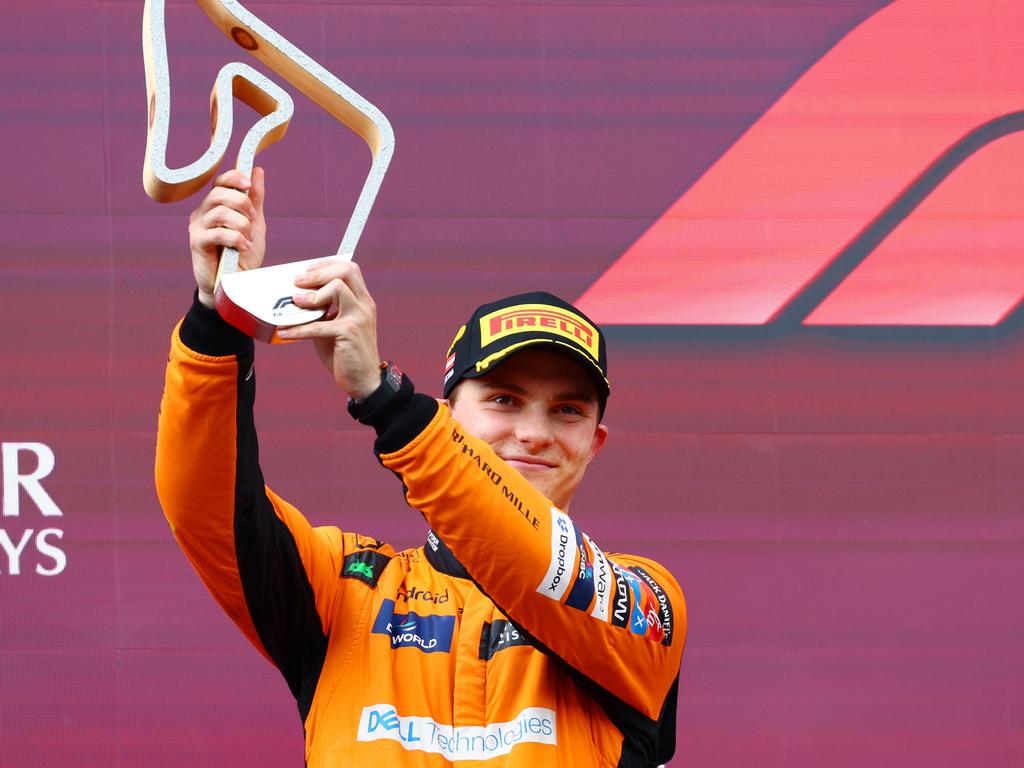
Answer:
(277, 260, 383, 400)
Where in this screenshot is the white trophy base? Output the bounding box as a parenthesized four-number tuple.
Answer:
(215, 256, 344, 343)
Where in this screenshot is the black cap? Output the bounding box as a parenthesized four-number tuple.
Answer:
(443, 291, 610, 411)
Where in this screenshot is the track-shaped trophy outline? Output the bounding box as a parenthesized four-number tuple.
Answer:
(143, 0, 394, 342)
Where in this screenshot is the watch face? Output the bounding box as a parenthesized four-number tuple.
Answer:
(348, 363, 404, 421)
(385, 363, 403, 391)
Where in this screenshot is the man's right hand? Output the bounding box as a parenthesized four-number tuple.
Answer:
(187, 168, 267, 309)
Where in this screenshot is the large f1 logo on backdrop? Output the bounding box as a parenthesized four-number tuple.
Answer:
(578, 1, 1024, 327)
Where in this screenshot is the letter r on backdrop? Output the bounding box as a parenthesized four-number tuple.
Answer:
(2, 443, 61, 518)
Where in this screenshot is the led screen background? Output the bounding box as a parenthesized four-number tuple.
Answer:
(2, 1, 1022, 765)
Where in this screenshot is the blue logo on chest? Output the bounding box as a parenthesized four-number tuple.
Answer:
(371, 599, 455, 654)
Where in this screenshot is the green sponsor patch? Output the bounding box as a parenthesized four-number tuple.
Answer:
(347, 561, 375, 579)
(341, 549, 391, 588)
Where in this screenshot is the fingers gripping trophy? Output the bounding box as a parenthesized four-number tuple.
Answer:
(142, 0, 394, 343)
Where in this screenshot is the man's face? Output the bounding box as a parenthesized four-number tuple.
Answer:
(449, 346, 608, 510)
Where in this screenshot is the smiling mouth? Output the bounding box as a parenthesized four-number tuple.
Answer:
(502, 456, 557, 470)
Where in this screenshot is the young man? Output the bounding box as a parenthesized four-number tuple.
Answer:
(156, 169, 685, 766)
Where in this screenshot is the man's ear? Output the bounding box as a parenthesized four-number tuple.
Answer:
(589, 423, 609, 462)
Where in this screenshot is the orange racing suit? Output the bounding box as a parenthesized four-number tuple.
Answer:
(155, 300, 685, 766)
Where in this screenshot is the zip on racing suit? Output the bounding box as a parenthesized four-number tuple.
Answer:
(155, 298, 686, 766)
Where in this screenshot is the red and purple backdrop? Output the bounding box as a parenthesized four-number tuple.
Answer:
(2, 1, 1023, 765)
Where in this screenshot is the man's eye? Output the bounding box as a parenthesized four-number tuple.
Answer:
(491, 395, 515, 406)
(557, 404, 584, 416)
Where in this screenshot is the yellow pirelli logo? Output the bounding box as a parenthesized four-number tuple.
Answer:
(479, 304, 600, 361)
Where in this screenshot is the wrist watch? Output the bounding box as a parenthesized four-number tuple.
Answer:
(347, 361, 403, 421)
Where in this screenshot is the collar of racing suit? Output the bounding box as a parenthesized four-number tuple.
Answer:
(423, 529, 470, 580)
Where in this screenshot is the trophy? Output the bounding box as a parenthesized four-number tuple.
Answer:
(142, 0, 394, 342)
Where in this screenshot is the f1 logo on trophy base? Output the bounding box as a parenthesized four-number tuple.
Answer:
(142, 0, 394, 343)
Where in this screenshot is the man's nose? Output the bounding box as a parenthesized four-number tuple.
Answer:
(513, 407, 555, 448)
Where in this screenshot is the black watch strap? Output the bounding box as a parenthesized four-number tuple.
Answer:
(347, 362, 406, 423)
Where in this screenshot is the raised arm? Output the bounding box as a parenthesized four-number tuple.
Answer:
(155, 171, 389, 707)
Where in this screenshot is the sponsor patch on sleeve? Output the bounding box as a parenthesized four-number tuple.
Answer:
(617, 567, 652, 638)
(627, 565, 675, 647)
(563, 523, 595, 611)
(536, 507, 577, 602)
(585, 534, 612, 622)
(610, 564, 634, 629)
